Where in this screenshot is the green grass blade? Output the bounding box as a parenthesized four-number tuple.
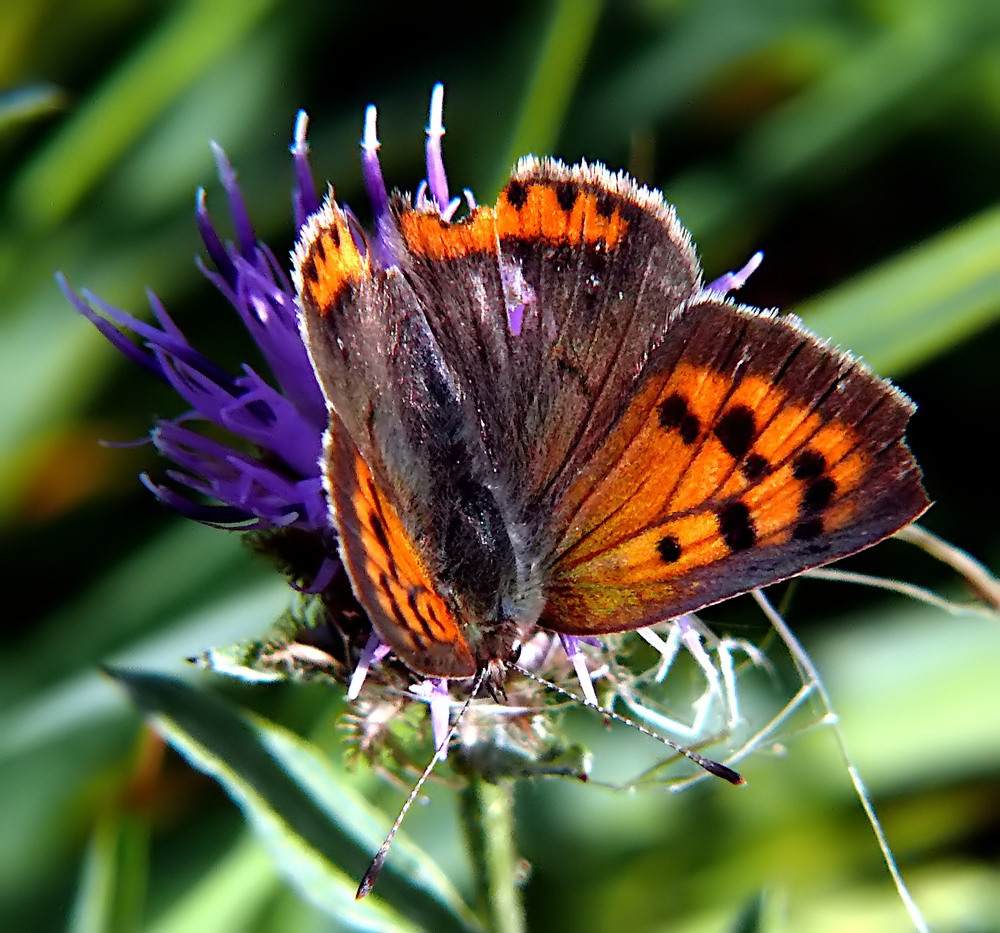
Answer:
(493, 0, 604, 189)
(146, 835, 281, 933)
(68, 808, 149, 933)
(7, 0, 273, 234)
(68, 812, 120, 933)
(795, 203, 1000, 374)
(108, 667, 481, 932)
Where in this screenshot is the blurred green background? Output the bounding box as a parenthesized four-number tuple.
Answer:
(2, 0, 1000, 930)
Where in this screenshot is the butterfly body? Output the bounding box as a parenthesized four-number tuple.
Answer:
(293, 158, 928, 685)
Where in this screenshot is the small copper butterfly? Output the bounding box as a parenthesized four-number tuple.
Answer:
(292, 123, 929, 693)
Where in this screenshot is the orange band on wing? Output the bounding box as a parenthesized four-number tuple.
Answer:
(297, 208, 369, 316)
(496, 180, 629, 250)
(397, 206, 498, 260)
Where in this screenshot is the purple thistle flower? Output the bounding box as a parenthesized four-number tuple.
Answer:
(61, 88, 505, 750)
(62, 115, 329, 536)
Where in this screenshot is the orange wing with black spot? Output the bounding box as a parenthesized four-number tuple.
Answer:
(540, 296, 929, 634)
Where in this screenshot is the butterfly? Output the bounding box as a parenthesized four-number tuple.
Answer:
(293, 155, 929, 690)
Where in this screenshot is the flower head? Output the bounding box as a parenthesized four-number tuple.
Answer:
(62, 136, 327, 531)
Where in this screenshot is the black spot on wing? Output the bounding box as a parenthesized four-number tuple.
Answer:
(803, 476, 837, 512)
(793, 449, 826, 481)
(742, 453, 771, 481)
(657, 534, 682, 564)
(715, 405, 756, 461)
(793, 517, 824, 540)
(506, 180, 528, 209)
(717, 501, 756, 552)
(555, 181, 577, 212)
(593, 188, 618, 220)
(659, 393, 700, 444)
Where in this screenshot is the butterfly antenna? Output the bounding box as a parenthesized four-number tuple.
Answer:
(512, 663, 744, 786)
(356, 670, 486, 899)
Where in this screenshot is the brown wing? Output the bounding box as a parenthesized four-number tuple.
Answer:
(541, 297, 930, 634)
(388, 158, 703, 521)
(294, 196, 478, 678)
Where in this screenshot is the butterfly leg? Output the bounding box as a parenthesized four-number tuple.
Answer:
(618, 682, 720, 741)
(636, 624, 683, 684)
(715, 636, 772, 730)
(623, 617, 763, 741)
(643, 615, 723, 699)
(639, 623, 729, 735)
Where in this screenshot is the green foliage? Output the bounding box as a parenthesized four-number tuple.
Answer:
(108, 667, 477, 932)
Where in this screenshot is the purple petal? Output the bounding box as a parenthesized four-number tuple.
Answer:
(196, 188, 237, 285)
(360, 104, 390, 229)
(292, 554, 340, 594)
(560, 635, 599, 707)
(424, 83, 450, 209)
(703, 251, 763, 296)
(429, 678, 451, 757)
(151, 419, 314, 522)
(139, 472, 257, 526)
(347, 630, 391, 700)
(62, 275, 234, 388)
(61, 274, 163, 380)
(211, 141, 258, 264)
(230, 257, 327, 428)
(290, 110, 320, 232)
(153, 352, 320, 479)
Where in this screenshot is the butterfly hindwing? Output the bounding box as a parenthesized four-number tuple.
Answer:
(326, 410, 477, 678)
(541, 297, 930, 635)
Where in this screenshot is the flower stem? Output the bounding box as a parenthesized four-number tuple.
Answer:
(460, 776, 525, 933)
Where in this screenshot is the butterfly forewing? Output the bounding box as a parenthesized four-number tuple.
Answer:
(295, 197, 485, 678)
(541, 297, 929, 635)
(389, 158, 705, 521)
(494, 159, 703, 512)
